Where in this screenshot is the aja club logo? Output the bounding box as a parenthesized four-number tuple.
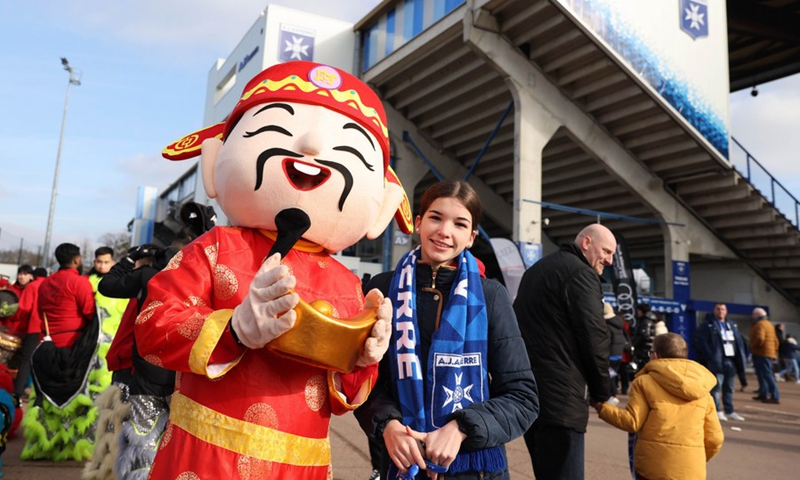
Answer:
(680, 0, 708, 40)
(279, 24, 315, 62)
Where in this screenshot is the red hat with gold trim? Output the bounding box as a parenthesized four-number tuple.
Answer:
(162, 60, 412, 233)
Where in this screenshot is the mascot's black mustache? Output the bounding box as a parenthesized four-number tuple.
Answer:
(253, 148, 354, 212)
(254, 148, 302, 191)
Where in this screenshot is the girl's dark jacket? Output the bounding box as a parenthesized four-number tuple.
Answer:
(354, 263, 539, 480)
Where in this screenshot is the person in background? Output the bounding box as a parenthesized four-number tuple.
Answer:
(2, 266, 37, 339)
(693, 303, 747, 422)
(87, 246, 129, 341)
(85, 207, 213, 480)
(632, 311, 659, 375)
(749, 307, 780, 404)
(11, 268, 48, 400)
(9, 264, 34, 298)
(604, 303, 627, 397)
(514, 224, 615, 480)
(774, 323, 786, 372)
(21, 243, 98, 461)
(356, 180, 539, 479)
(628, 306, 668, 477)
(776, 334, 799, 383)
(594, 333, 724, 480)
(0, 373, 15, 478)
(619, 318, 634, 396)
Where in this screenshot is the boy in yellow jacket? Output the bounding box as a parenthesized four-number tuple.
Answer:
(593, 333, 724, 480)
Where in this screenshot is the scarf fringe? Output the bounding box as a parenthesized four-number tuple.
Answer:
(449, 445, 506, 474)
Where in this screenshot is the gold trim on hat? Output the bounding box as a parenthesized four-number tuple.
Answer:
(240, 75, 389, 139)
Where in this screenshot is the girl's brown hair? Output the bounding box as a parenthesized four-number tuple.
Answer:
(418, 180, 482, 229)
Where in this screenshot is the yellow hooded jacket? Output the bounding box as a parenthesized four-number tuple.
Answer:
(599, 358, 724, 480)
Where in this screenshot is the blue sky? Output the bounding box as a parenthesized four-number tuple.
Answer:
(1, 0, 798, 258)
(0, 0, 378, 256)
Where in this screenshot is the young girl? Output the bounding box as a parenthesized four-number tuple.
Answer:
(356, 180, 539, 479)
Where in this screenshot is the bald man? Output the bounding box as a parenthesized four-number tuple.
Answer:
(514, 224, 616, 480)
(750, 307, 780, 404)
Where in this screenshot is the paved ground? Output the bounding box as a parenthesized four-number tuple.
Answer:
(4, 372, 799, 479)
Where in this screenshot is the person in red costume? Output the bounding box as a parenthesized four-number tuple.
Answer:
(37, 244, 95, 348)
(136, 60, 413, 480)
(21, 243, 99, 461)
(11, 268, 47, 398)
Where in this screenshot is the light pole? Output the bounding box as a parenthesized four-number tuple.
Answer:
(42, 57, 81, 269)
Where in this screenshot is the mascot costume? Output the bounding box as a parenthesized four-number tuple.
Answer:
(134, 60, 413, 479)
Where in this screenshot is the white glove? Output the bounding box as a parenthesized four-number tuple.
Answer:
(356, 289, 393, 366)
(231, 253, 300, 349)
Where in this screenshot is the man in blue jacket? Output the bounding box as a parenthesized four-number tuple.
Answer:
(693, 303, 747, 421)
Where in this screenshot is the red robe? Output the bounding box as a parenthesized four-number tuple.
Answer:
(5, 276, 45, 337)
(136, 226, 377, 480)
(37, 269, 95, 347)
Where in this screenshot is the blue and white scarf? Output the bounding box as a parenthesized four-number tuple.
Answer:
(387, 246, 505, 474)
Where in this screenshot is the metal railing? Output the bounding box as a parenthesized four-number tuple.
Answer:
(730, 136, 800, 228)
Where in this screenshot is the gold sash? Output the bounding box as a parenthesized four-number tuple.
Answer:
(170, 392, 331, 466)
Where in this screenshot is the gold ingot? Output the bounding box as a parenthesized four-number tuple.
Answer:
(267, 298, 378, 373)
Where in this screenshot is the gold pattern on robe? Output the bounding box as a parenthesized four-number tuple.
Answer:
(163, 251, 183, 271)
(178, 312, 208, 340)
(136, 301, 163, 324)
(237, 455, 273, 480)
(317, 258, 328, 269)
(160, 422, 173, 449)
(214, 264, 239, 301)
(184, 296, 207, 307)
(244, 403, 279, 428)
(304, 375, 327, 412)
(144, 354, 163, 367)
(175, 472, 200, 480)
(204, 244, 218, 266)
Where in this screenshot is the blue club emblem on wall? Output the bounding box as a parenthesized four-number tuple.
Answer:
(279, 24, 315, 62)
(680, 0, 708, 40)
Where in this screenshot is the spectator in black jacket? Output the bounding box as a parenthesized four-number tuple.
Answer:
(514, 224, 615, 480)
(632, 311, 659, 373)
(355, 180, 538, 480)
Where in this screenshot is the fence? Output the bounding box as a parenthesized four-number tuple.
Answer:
(0, 228, 42, 267)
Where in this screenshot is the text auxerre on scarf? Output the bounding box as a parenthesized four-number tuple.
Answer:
(387, 247, 505, 474)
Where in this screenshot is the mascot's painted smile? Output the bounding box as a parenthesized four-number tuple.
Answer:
(283, 158, 331, 191)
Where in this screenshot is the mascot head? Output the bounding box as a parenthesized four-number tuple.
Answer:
(163, 61, 412, 253)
